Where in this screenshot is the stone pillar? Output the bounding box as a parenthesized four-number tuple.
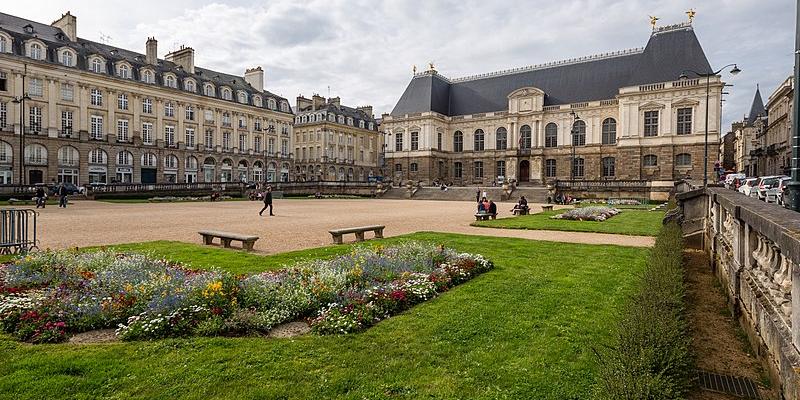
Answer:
(792, 263, 800, 350)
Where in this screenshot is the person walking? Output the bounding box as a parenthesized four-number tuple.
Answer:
(35, 186, 46, 209)
(259, 186, 274, 216)
(58, 183, 68, 208)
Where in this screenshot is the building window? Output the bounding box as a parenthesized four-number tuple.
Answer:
(474, 161, 483, 178)
(61, 51, 74, 67)
(185, 106, 195, 121)
(395, 132, 403, 151)
(141, 153, 157, 167)
(602, 157, 615, 178)
(238, 117, 246, 129)
(89, 149, 107, 164)
(545, 123, 558, 148)
(222, 113, 231, 127)
(60, 111, 73, 136)
(474, 129, 485, 151)
(142, 98, 152, 114)
(222, 132, 231, 150)
(28, 106, 42, 133)
(165, 126, 175, 146)
(675, 153, 691, 166)
(545, 159, 556, 178)
(29, 78, 43, 97)
(91, 58, 103, 73)
(602, 118, 617, 145)
(411, 131, 419, 151)
(165, 102, 175, 117)
(437, 131, 443, 151)
(239, 134, 247, 151)
(90, 88, 102, 106)
(572, 120, 586, 146)
(254, 119, 262, 131)
(142, 122, 153, 145)
(164, 155, 178, 169)
(186, 80, 195, 93)
(496, 160, 506, 178)
(205, 129, 214, 148)
(410, 162, 418, 172)
(520, 125, 532, 149)
(496, 127, 507, 150)
(644, 110, 659, 137)
(267, 137, 275, 154)
(29, 43, 43, 60)
(0, 72, 6, 91)
(0, 37, 6, 53)
(142, 70, 154, 84)
(254, 136, 262, 152)
(165, 75, 176, 88)
(117, 93, 128, 110)
(116, 119, 129, 142)
(57, 146, 79, 167)
(238, 92, 248, 104)
(118, 64, 130, 79)
(454, 162, 462, 178)
(572, 157, 585, 178)
(394, 163, 402, 173)
(222, 88, 232, 100)
(61, 83, 74, 101)
(0, 103, 6, 128)
(90, 116, 103, 139)
(676, 108, 693, 135)
(185, 128, 195, 148)
(454, 131, 463, 152)
(643, 154, 658, 167)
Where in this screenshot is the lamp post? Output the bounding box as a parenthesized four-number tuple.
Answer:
(569, 111, 581, 181)
(11, 93, 30, 186)
(785, 0, 800, 211)
(679, 63, 741, 186)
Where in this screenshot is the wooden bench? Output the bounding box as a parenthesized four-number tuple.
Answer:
(198, 230, 259, 251)
(511, 207, 529, 216)
(474, 213, 497, 221)
(329, 225, 385, 244)
(541, 205, 554, 212)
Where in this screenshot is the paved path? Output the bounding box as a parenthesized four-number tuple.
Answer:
(31, 199, 654, 253)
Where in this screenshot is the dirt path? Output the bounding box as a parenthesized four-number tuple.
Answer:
(30, 199, 654, 252)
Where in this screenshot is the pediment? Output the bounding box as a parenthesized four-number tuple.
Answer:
(508, 87, 545, 99)
(640, 101, 666, 110)
(672, 98, 700, 107)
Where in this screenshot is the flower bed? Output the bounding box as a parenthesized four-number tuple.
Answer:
(0, 243, 493, 342)
(551, 206, 621, 222)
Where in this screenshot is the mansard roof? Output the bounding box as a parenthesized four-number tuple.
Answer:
(0, 11, 292, 114)
(297, 102, 378, 130)
(391, 23, 713, 117)
(746, 85, 766, 126)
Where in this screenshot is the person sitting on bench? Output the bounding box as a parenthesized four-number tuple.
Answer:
(511, 196, 529, 214)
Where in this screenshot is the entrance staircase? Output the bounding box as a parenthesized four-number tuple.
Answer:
(378, 186, 550, 203)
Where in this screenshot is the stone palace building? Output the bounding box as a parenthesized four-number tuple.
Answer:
(292, 95, 380, 182)
(382, 21, 723, 186)
(0, 11, 294, 186)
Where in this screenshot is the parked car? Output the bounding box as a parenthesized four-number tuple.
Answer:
(765, 177, 790, 204)
(725, 173, 745, 189)
(738, 178, 758, 197)
(732, 176, 748, 191)
(754, 176, 781, 201)
(49, 182, 85, 196)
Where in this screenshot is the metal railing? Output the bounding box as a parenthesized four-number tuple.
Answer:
(0, 208, 37, 254)
(555, 179, 650, 190)
(89, 182, 245, 194)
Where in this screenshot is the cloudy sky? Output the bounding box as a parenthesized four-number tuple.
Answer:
(6, 0, 795, 133)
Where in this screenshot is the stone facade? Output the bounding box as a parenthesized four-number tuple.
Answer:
(0, 11, 294, 186)
(756, 76, 794, 176)
(732, 87, 767, 176)
(292, 95, 381, 181)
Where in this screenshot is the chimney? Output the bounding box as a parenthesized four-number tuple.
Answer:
(312, 94, 326, 111)
(357, 106, 373, 118)
(296, 95, 312, 112)
(244, 67, 264, 91)
(145, 37, 158, 65)
(165, 45, 194, 73)
(51, 11, 77, 42)
(328, 96, 341, 107)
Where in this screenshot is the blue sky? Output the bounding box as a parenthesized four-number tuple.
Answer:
(7, 0, 795, 133)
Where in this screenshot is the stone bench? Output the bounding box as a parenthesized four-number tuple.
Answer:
(474, 213, 497, 221)
(329, 225, 385, 244)
(198, 230, 259, 251)
(511, 207, 529, 216)
(541, 205, 554, 212)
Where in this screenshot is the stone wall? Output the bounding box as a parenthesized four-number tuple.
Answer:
(678, 187, 800, 399)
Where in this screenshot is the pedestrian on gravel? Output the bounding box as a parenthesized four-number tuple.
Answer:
(35, 186, 46, 209)
(259, 186, 274, 216)
(58, 183, 68, 208)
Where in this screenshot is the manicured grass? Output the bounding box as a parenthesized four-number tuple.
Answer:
(474, 209, 664, 236)
(0, 233, 648, 399)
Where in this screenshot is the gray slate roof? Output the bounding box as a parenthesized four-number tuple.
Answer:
(0, 12, 292, 114)
(746, 85, 766, 126)
(391, 25, 713, 117)
(298, 103, 378, 130)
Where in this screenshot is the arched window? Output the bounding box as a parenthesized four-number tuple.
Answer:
(474, 129, 485, 151)
(165, 75, 176, 88)
(29, 43, 43, 60)
(142, 70, 154, 84)
(222, 88, 232, 100)
(24, 144, 47, 164)
(643, 154, 658, 167)
(602, 118, 617, 145)
(58, 146, 79, 166)
(141, 153, 157, 167)
(253, 96, 262, 107)
(164, 154, 178, 169)
(453, 131, 464, 152)
(186, 156, 198, 170)
(268, 98, 277, 109)
(0, 36, 7, 53)
(185, 80, 196, 92)
(496, 127, 507, 150)
(117, 151, 133, 166)
(0, 141, 11, 164)
(118, 64, 130, 79)
(91, 57, 103, 73)
(544, 123, 558, 148)
(238, 92, 248, 104)
(675, 153, 692, 166)
(280, 102, 289, 112)
(520, 125, 532, 149)
(602, 157, 615, 178)
(572, 120, 586, 146)
(60, 50, 74, 67)
(204, 84, 215, 97)
(89, 149, 107, 164)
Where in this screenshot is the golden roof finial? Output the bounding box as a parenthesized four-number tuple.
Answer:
(412, 65, 417, 74)
(686, 9, 696, 24)
(428, 61, 435, 71)
(649, 15, 659, 30)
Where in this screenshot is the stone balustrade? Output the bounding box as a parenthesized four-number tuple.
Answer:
(678, 186, 800, 399)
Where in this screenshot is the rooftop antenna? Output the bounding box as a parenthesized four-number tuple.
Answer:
(327, 85, 330, 97)
(98, 32, 113, 44)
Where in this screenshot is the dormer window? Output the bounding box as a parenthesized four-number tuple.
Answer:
(253, 96, 262, 107)
(118, 64, 130, 79)
(328, 113, 334, 122)
(238, 91, 248, 104)
(0, 35, 9, 53)
(204, 84, 215, 97)
(280, 101, 289, 112)
(267, 98, 276, 110)
(141, 70, 154, 84)
(347, 117, 353, 126)
(359, 120, 365, 129)
(368, 122, 374, 130)
(24, 25, 33, 34)
(337, 115, 344, 124)
(90, 57, 104, 74)
(185, 80, 196, 93)
(221, 88, 232, 100)
(28, 43, 43, 60)
(60, 49, 74, 67)
(164, 75, 177, 88)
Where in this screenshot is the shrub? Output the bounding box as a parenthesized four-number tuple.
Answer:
(593, 222, 692, 399)
(552, 206, 621, 222)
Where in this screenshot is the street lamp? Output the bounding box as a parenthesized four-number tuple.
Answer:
(569, 111, 581, 181)
(679, 63, 741, 187)
(11, 92, 31, 186)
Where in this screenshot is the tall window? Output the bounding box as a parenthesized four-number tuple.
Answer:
(89, 149, 107, 164)
(545, 159, 556, 178)
(496, 127, 507, 150)
(60, 111, 73, 135)
(61, 83, 74, 101)
(186, 80, 195, 93)
(545, 123, 558, 148)
(29, 43, 42, 60)
(29, 78, 43, 97)
(474, 129, 485, 151)
(572, 157, 585, 178)
(572, 120, 586, 146)
(205, 129, 214, 148)
(454, 162, 462, 178)
(204, 85, 214, 97)
(141, 153, 157, 167)
(185, 128, 195, 148)
(496, 160, 506, 178)
(520, 125, 532, 149)
(601, 118, 617, 145)
(165, 75, 176, 88)
(28, 106, 42, 132)
(165, 102, 174, 117)
(675, 153, 691, 166)
(91, 58, 103, 73)
(142, 98, 152, 114)
(0, 37, 6, 53)
(222, 132, 231, 150)
(117, 93, 128, 110)
(410, 162, 418, 172)
(222, 88, 232, 100)
(474, 161, 483, 178)
(0, 103, 6, 128)
(394, 132, 403, 151)
(165, 126, 175, 146)
(239, 134, 247, 151)
(410, 131, 419, 151)
(117, 151, 132, 166)
(602, 157, 615, 178)
(90, 116, 103, 139)
(643, 154, 658, 167)
(676, 108, 693, 135)
(281, 139, 288, 155)
(61, 51, 73, 67)
(267, 137, 275, 154)
(142, 70, 154, 84)
(644, 110, 659, 137)
(118, 65, 129, 79)
(142, 122, 153, 145)
(116, 119, 129, 142)
(185, 106, 195, 121)
(437, 131, 443, 151)
(90, 88, 102, 106)
(254, 136, 262, 152)
(453, 131, 463, 152)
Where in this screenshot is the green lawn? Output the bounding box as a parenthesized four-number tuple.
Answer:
(0, 233, 648, 399)
(474, 209, 663, 236)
